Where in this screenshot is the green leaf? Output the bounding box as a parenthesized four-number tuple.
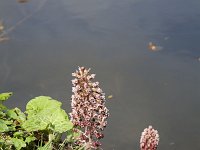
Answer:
(6, 109, 18, 120)
(25, 96, 61, 116)
(23, 96, 73, 133)
(13, 131, 24, 138)
(0, 111, 6, 118)
(7, 125, 16, 131)
(0, 92, 13, 101)
(25, 136, 36, 144)
(11, 138, 26, 150)
(0, 119, 16, 132)
(0, 103, 7, 111)
(66, 129, 81, 142)
(4, 107, 25, 121)
(3, 120, 13, 125)
(37, 143, 52, 150)
(13, 108, 26, 123)
(0, 119, 8, 132)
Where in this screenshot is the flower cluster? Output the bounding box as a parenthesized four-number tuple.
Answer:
(70, 67, 109, 149)
(140, 125, 159, 150)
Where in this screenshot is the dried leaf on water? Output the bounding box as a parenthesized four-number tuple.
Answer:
(0, 36, 9, 43)
(108, 95, 113, 99)
(17, 0, 29, 3)
(0, 21, 4, 32)
(148, 42, 163, 52)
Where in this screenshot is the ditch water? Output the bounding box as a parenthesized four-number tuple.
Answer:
(1, 0, 200, 149)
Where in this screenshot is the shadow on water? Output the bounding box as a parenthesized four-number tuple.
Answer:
(1, 0, 200, 149)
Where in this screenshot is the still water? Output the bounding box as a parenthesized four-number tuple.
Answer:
(1, 0, 200, 149)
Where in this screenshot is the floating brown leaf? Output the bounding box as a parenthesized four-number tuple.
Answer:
(148, 42, 163, 52)
(17, 0, 29, 3)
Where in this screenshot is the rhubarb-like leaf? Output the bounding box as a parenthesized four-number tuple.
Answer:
(22, 96, 73, 133)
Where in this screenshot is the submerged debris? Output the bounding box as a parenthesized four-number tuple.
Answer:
(1, 0, 47, 43)
(0, 20, 4, 32)
(0, 37, 9, 42)
(148, 42, 163, 52)
(17, 0, 29, 3)
(0, 20, 9, 43)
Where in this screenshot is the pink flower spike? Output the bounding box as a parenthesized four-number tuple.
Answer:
(140, 125, 159, 150)
(70, 67, 109, 149)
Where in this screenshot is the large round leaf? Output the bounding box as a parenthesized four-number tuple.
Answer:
(22, 96, 73, 133)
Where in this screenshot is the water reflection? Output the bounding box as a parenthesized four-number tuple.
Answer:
(0, 0, 48, 43)
(1, 0, 200, 149)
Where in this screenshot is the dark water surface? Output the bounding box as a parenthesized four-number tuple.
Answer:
(1, 0, 200, 149)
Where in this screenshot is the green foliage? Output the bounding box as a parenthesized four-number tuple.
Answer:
(0, 93, 77, 150)
(22, 96, 73, 133)
(0, 119, 9, 132)
(66, 129, 81, 143)
(0, 92, 13, 101)
(8, 107, 26, 123)
(11, 138, 26, 150)
(0, 92, 33, 149)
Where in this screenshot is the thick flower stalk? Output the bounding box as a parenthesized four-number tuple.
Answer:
(70, 67, 109, 149)
(140, 125, 159, 150)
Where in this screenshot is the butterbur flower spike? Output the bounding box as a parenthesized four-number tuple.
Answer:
(140, 125, 159, 150)
(70, 67, 109, 149)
